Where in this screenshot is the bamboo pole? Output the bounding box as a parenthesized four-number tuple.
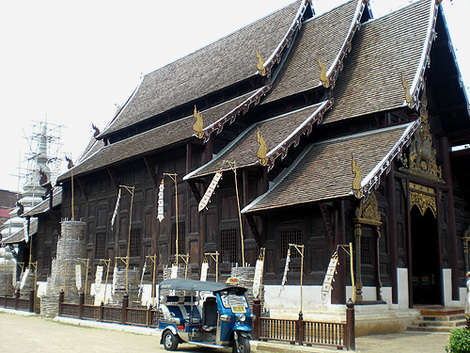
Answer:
(71, 169, 75, 220)
(349, 242, 356, 303)
(289, 244, 304, 315)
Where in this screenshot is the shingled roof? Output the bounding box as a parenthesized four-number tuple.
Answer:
(1, 218, 38, 245)
(324, 0, 437, 124)
(58, 91, 255, 181)
(184, 101, 331, 180)
(100, 1, 304, 138)
(263, 0, 365, 104)
(242, 122, 419, 213)
(22, 188, 62, 217)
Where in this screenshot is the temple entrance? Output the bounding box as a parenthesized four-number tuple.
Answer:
(410, 207, 441, 305)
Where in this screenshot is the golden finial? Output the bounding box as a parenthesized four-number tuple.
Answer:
(256, 128, 268, 166)
(401, 74, 413, 106)
(193, 105, 204, 139)
(351, 154, 363, 199)
(435, 0, 443, 4)
(317, 59, 330, 88)
(256, 50, 266, 76)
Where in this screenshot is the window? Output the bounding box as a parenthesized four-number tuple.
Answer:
(129, 229, 141, 257)
(95, 233, 106, 259)
(280, 230, 303, 259)
(221, 228, 237, 263)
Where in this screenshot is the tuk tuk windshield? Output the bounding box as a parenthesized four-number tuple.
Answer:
(220, 291, 248, 309)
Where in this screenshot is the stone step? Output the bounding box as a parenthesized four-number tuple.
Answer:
(419, 308, 464, 316)
(413, 319, 465, 327)
(421, 314, 466, 321)
(407, 324, 462, 333)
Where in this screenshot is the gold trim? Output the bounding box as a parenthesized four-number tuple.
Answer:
(354, 192, 382, 226)
(317, 59, 330, 88)
(409, 182, 437, 217)
(256, 128, 268, 166)
(256, 50, 266, 76)
(351, 154, 362, 199)
(193, 105, 204, 139)
(401, 74, 413, 106)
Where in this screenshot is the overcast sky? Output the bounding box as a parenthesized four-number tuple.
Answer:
(1, 0, 468, 193)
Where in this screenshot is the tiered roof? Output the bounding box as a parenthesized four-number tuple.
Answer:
(242, 122, 419, 213)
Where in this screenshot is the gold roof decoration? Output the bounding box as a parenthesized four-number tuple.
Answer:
(317, 58, 330, 88)
(351, 154, 363, 199)
(401, 74, 413, 107)
(256, 128, 268, 166)
(399, 84, 442, 182)
(256, 50, 266, 76)
(193, 105, 204, 139)
(409, 182, 437, 218)
(355, 192, 382, 225)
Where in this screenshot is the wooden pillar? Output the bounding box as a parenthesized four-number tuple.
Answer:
(440, 136, 459, 300)
(331, 201, 346, 304)
(354, 222, 363, 302)
(386, 171, 398, 304)
(376, 226, 383, 302)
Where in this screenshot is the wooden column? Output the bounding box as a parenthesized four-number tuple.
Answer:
(331, 201, 346, 304)
(440, 136, 459, 300)
(386, 172, 398, 303)
(354, 222, 363, 302)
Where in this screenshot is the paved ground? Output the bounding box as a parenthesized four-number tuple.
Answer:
(0, 310, 452, 353)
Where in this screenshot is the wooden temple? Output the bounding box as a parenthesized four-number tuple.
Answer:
(5, 0, 470, 317)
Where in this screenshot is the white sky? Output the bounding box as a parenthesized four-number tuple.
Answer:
(1, 0, 468, 192)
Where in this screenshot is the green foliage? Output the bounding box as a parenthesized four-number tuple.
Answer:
(446, 328, 470, 353)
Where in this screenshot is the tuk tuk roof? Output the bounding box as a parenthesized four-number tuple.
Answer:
(159, 279, 247, 294)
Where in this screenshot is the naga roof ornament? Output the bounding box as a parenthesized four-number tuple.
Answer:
(317, 59, 330, 88)
(401, 74, 414, 107)
(351, 154, 363, 199)
(193, 105, 204, 139)
(256, 128, 268, 166)
(256, 50, 267, 76)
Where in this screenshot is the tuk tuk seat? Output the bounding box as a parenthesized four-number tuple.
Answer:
(160, 296, 185, 325)
(201, 297, 217, 332)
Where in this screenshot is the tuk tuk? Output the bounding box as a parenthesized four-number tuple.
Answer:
(158, 279, 252, 353)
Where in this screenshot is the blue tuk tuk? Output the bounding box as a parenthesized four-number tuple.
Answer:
(158, 279, 252, 352)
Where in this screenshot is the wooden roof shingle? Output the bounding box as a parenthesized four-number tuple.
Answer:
(324, 0, 436, 124)
(101, 1, 303, 137)
(242, 122, 419, 213)
(58, 91, 255, 181)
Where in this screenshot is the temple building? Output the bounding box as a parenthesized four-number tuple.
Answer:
(7, 0, 470, 333)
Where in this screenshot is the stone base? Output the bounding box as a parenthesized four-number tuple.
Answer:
(41, 294, 60, 318)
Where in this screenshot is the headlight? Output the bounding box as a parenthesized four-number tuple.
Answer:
(238, 314, 246, 322)
(220, 314, 231, 322)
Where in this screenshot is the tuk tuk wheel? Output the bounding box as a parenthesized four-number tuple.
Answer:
(162, 330, 179, 351)
(233, 335, 250, 353)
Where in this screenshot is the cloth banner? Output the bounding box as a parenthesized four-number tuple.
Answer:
(198, 171, 222, 212)
(91, 283, 112, 306)
(95, 265, 103, 286)
(75, 264, 82, 291)
(200, 261, 209, 282)
(138, 262, 147, 298)
(279, 249, 291, 295)
(112, 265, 118, 294)
(157, 180, 165, 222)
(320, 252, 339, 304)
(20, 268, 30, 290)
(253, 258, 264, 299)
(23, 219, 29, 243)
(111, 188, 121, 231)
(170, 264, 178, 279)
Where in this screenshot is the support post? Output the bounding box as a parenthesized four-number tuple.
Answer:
(354, 222, 363, 302)
(252, 298, 261, 340)
(79, 292, 84, 319)
(122, 293, 129, 324)
(345, 300, 355, 350)
(29, 290, 35, 313)
(59, 290, 64, 316)
(296, 312, 304, 345)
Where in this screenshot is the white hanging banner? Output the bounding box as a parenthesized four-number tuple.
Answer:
(95, 265, 104, 286)
(111, 188, 121, 231)
(157, 180, 165, 222)
(170, 264, 178, 279)
(112, 265, 118, 294)
(200, 261, 209, 282)
(253, 258, 264, 299)
(75, 264, 82, 291)
(321, 252, 339, 304)
(138, 262, 147, 298)
(279, 249, 291, 295)
(198, 171, 222, 212)
(23, 219, 29, 243)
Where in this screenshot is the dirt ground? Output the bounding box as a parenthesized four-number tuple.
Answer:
(0, 312, 209, 353)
